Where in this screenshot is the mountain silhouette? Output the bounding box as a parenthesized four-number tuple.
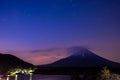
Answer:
(0, 53, 34, 74)
(41, 47, 120, 68)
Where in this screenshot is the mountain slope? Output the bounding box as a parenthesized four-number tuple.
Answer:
(42, 47, 120, 68)
(0, 53, 34, 74)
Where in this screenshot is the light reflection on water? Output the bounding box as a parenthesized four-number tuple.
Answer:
(8, 75, 71, 80)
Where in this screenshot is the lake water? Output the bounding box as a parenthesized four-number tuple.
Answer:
(3, 75, 71, 80)
(33, 75, 71, 80)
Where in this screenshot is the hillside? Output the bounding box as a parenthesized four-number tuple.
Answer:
(0, 53, 34, 74)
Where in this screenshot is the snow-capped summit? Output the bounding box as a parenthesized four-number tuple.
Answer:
(68, 47, 94, 57)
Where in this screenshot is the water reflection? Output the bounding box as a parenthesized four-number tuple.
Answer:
(33, 75, 71, 80)
(4, 75, 71, 80)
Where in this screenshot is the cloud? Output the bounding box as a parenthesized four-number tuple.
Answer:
(1, 48, 70, 65)
(26, 48, 70, 65)
(2, 45, 120, 65)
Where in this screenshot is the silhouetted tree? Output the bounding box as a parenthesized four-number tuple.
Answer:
(97, 67, 110, 80)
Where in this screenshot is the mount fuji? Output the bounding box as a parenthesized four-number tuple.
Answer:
(36, 47, 120, 74)
(40, 47, 120, 68)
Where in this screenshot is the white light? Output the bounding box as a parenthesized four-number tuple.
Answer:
(15, 75, 18, 80)
(22, 70, 25, 74)
(30, 73, 33, 80)
(6, 75, 10, 80)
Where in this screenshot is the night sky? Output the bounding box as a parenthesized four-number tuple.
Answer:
(0, 0, 120, 65)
